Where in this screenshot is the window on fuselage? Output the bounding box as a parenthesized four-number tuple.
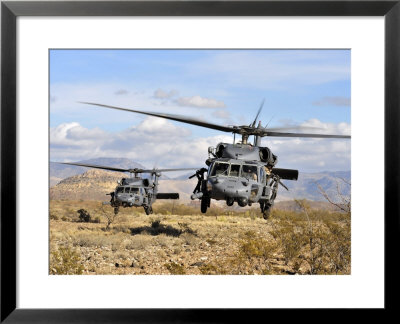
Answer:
(116, 187, 124, 194)
(229, 164, 241, 177)
(210, 162, 229, 176)
(260, 167, 265, 182)
(242, 165, 258, 181)
(130, 187, 139, 193)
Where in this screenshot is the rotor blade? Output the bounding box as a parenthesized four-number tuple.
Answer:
(79, 102, 236, 133)
(265, 126, 324, 132)
(264, 131, 350, 139)
(251, 99, 265, 127)
(58, 162, 130, 173)
(140, 168, 200, 173)
(278, 180, 289, 191)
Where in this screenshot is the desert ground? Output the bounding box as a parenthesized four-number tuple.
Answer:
(49, 200, 350, 275)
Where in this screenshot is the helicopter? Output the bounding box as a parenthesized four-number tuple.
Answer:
(59, 162, 198, 215)
(78, 101, 351, 219)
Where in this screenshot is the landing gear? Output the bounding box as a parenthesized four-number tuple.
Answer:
(262, 205, 272, 220)
(201, 197, 210, 213)
(260, 201, 272, 220)
(144, 206, 153, 215)
(113, 207, 119, 215)
(226, 197, 234, 206)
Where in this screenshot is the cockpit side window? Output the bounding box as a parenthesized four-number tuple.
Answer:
(229, 164, 241, 177)
(242, 165, 258, 181)
(260, 167, 265, 182)
(116, 187, 124, 194)
(210, 162, 229, 176)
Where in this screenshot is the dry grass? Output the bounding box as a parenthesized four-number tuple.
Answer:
(49, 200, 351, 275)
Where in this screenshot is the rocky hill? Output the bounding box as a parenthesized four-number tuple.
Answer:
(50, 166, 350, 205)
(50, 169, 126, 201)
(50, 169, 198, 202)
(50, 157, 147, 187)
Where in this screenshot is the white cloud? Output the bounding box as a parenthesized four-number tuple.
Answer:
(51, 118, 350, 173)
(262, 120, 351, 172)
(300, 119, 351, 135)
(153, 88, 178, 99)
(114, 89, 129, 95)
(175, 95, 226, 108)
(313, 96, 351, 107)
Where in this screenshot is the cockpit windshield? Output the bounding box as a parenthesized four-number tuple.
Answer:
(210, 162, 229, 176)
(229, 164, 241, 177)
(242, 165, 258, 181)
(116, 187, 124, 194)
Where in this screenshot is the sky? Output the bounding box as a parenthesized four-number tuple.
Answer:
(50, 49, 351, 172)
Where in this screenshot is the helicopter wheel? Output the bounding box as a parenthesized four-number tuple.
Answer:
(201, 197, 209, 213)
(114, 207, 119, 215)
(144, 206, 151, 215)
(262, 208, 271, 220)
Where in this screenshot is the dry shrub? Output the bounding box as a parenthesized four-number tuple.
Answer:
(50, 246, 84, 275)
(72, 233, 125, 250)
(235, 230, 276, 274)
(199, 263, 219, 275)
(322, 219, 351, 274)
(124, 236, 151, 250)
(180, 232, 198, 246)
(270, 219, 305, 266)
(267, 200, 351, 275)
(164, 262, 186, 275)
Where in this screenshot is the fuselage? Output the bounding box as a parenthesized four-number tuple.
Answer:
(206, 158, 271, 206)
(113, 177, 155, 207)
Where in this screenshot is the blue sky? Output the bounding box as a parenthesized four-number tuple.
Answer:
(50, 49, 351, 172)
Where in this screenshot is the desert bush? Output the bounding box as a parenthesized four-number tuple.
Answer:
(77, 209, 91, 222)
(178, 222, 197, 235)
(226, 230, 277, 274)
(164, 262, 186, 275)
(50, 246, 84, 275)
(199, 263, 219, 275)
(270, 220, 305, 266)
(180, 232, 198, 246)
(322, 219, 351, 274)
(124, 236, 152, 250)
(50, 213, 59, 221)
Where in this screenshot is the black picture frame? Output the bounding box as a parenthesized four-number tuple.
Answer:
(1, 0, 398, 322)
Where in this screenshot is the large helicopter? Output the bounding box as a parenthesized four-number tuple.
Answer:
(79, 101, 350, 219)
(59, 162, 198, 215)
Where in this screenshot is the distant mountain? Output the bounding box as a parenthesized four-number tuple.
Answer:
(50, 165, 350, 204)
(172, 172, 195, 180)
(172, 170, 350, 202)
(50, 158, 148, 187)
(278, 170, 351, 202)
(50, 168, 197, 201)
(50, 169, 126, 201)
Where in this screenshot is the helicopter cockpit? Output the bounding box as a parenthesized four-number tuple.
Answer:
(208, 161, 261, 182)
(116, 186, 141, 194)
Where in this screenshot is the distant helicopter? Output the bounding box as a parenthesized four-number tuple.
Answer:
(79, 101, 350, 219)
(59, 162, 198, 215)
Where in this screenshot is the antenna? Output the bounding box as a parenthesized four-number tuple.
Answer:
(265, 115, 275, 129)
